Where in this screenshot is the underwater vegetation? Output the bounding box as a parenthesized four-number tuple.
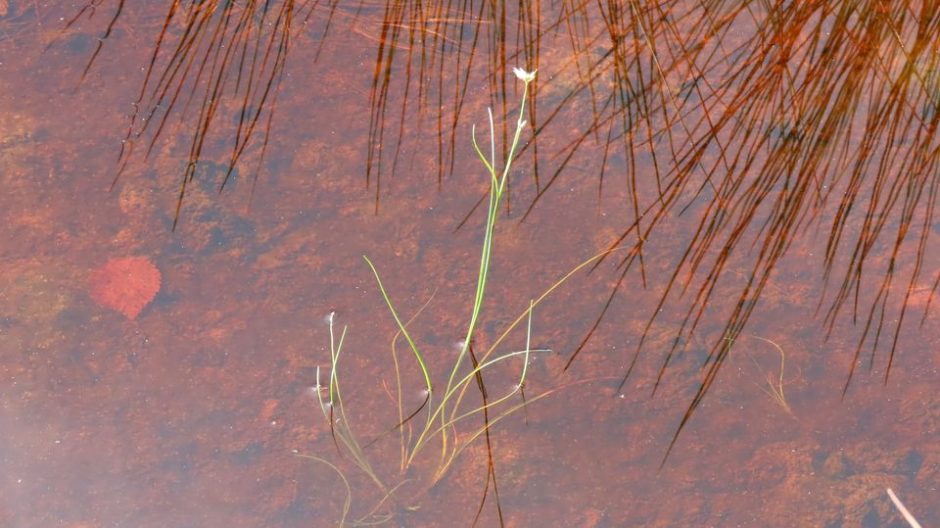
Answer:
(305, 69, 618, 524)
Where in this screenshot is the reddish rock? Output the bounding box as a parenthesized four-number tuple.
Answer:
(89, 256, 161, 320)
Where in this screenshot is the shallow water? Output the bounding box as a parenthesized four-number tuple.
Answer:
(0, 1, 937, 526)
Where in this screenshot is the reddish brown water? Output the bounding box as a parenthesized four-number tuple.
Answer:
(1, 1, 937, 526)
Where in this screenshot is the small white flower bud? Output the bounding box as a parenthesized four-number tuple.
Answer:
(512, 67, 537, 83)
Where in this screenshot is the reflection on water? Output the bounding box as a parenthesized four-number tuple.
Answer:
(0, 0, 937, 525)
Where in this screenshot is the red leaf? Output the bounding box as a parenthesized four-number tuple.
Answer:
(89, 256, 161, 320)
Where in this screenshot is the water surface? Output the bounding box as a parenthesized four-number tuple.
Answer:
(0, 1, 937, 526)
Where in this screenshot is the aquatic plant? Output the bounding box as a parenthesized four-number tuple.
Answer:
(724, 335, 795, 416)
(307, 68, 601, 523)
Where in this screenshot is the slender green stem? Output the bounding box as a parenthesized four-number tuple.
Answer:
(363, 255, 433, 395)
(445, 79, 532, 413)
(521, 300, 534, 386)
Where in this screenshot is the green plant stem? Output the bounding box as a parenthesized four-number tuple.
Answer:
(363, 255, 433, 395)
(445, 79, 532, 415)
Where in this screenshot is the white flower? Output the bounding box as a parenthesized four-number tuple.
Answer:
(512, 67, 537, 83)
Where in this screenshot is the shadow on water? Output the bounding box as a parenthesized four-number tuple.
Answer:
(60, 0, 938, 522)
